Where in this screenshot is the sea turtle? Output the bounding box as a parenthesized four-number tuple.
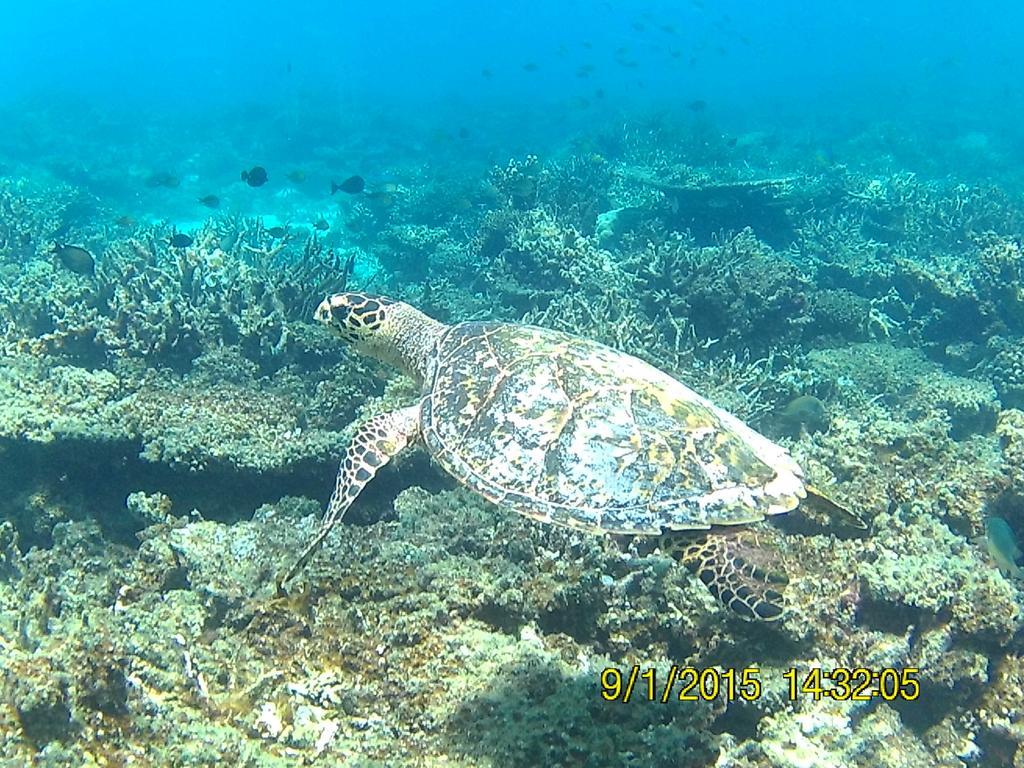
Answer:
(282, 293, 838, 620)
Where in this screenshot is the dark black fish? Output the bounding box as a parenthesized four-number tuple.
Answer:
(169, 233, 194, 248)
(241, 166, 268, 187)
(687, 99, 708, 112)
(313, 219, 330, 231)
(55, 243, 95, 275)
(145, 172, 180, 188)
(198, 195, 220, 208)
(331, 176, 365, 195)
(267, 226, 287, 238)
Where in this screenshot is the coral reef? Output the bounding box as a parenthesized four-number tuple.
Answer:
(3, 116, 1024, 767)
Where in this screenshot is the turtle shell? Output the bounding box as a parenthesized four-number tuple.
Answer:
(421, 322, 805, 535)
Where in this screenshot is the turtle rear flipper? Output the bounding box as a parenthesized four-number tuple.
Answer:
(662, 531, 788, 621)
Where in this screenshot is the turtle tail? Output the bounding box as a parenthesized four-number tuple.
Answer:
(661, 531, 788, 621)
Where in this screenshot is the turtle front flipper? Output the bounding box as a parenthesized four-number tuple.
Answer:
(280, 404, 421, 588)
(661, 530, 788, 621)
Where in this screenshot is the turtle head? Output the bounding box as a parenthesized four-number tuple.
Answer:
(315, 292, 395, 344)
(314, 292, 445, 381)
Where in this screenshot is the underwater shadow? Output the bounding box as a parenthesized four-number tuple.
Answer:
(444, 653, 720, 768)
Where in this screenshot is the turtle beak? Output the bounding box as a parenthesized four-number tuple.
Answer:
(314, 298, 333, 326)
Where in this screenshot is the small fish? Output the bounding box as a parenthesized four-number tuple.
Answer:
(522, 62, 539, 72)
(687, 99, 708, 112)
(726, 136, 738, 147)
(197, 195, 220, 208)
(481, 67, 494, 79)
(778, 395, 828, 436)
(55, 243, 95, 275)
(458, 126, 470, 140)
(986, 517, 1024, 578)
(241, 166, 268, 187)
(169, 233, 194, 248)
(286, 170, 307, 184)
(313, 219, 330, 231)
(331, 176, 365, 195)
(364, 191, 394, 207)
(267, 226, 288, 238)
(115, 215, 136, 228)
(145, 172, 180, 188)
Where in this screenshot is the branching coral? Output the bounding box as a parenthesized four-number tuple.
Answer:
(479, 207, 615, 313)
(0, 217, 352, 372)
(623, 228, 810, 354)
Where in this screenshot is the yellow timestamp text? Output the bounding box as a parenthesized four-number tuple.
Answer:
(600, 666, 764, 703)
(783, 667, 921, 702)
(600, 666, 922, 703)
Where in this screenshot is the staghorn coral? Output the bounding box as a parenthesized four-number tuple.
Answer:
(481, 207, 615, 313)
(488, 154, 547, 210)
(976, 235, 1024, 333)
(625, 228, 810, 354)
(0, 217, 352, 372)
(0, 176, 98, 265)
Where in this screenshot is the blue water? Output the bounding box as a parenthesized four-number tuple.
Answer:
(4, 3, 1024, 765)
(2, 0, 1022, 214)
